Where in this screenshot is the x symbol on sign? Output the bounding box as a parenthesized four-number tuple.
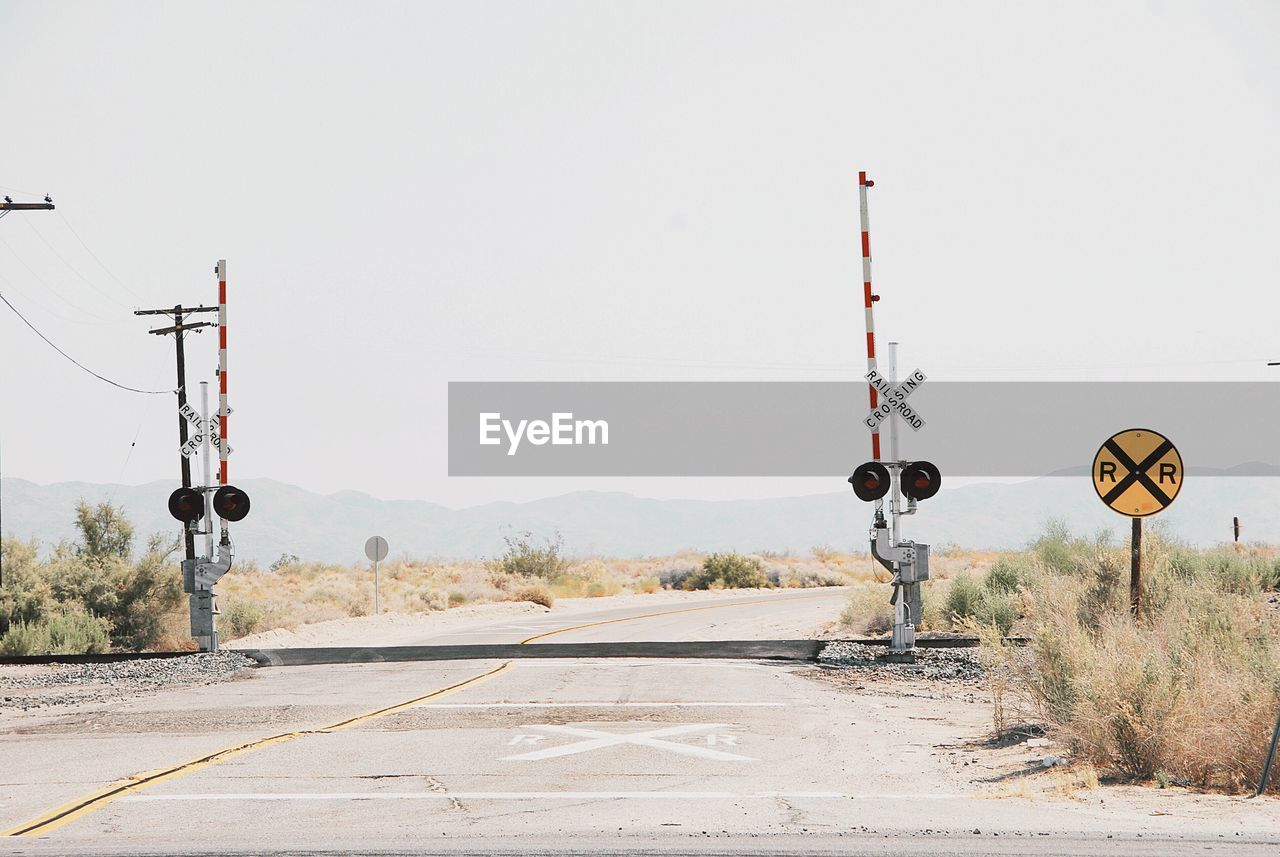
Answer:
(1101, 438, 1174, 507)
(500, 723, 753, 762)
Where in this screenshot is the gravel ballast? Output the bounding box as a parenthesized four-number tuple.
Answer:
(817, 641, 987, 683)
(0, 652, 257, 713)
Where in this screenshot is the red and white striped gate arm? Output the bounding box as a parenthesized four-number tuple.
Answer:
(216, 259, 228, 486)
(858, 171, 881, 461)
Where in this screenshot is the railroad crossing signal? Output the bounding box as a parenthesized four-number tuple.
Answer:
(901, 461, 941, 501)
(167, 487, 205, 524)
(849, 460, 942, 504)
(178, 402, 234, 457)
(863, 368, 926, 432)
(212, 485, 251, 522)
(1092, 428, 1182, 517)
(848, 461, 891, 502)
(167, 485, 251, 523)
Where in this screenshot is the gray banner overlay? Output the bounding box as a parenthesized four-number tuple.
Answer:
(448, 382, 1280, 477)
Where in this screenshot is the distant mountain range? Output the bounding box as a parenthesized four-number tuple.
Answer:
(2, 476, 1275, 565)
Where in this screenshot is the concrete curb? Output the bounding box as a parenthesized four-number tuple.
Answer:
(237, 639, 826, 667)
(0, 637, 1013, 667)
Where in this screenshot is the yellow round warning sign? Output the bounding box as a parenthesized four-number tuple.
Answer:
(1092, 428, 1183, 517)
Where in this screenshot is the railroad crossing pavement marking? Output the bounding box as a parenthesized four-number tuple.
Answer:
(4, 596, 827, 837)
(500, 723, 754, 762)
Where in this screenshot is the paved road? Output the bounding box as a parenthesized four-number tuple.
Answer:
(3, 590, 1279, 856)
(410, 588, 852, 645)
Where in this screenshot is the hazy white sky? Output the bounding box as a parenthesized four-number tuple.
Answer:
(1, 1, 1277, 506)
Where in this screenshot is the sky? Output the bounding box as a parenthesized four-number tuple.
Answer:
(1, 0, 1278, 507)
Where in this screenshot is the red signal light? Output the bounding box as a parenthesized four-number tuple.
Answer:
(849, 461, 892, 502)
(901, 461, 942, 501)
(167, 487, 205, 524)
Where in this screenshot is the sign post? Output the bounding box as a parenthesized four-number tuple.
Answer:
(365, 536, 390, 614)
(855, 351, 936, 658)
(1092, 428, 1183, 618)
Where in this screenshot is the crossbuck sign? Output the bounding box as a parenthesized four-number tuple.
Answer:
(863, 368, 926, 432)
(178, 402, 234, 458)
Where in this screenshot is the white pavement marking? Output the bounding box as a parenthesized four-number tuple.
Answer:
(414, 701, 787, 709)
(500, 723, 754, 762)
(122, 792, 971, 802)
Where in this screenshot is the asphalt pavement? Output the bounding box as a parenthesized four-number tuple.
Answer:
(3, 588, 1278, 856)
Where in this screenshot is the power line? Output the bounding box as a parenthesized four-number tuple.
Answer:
(0, 232, 120, 323)
(55, 212, 146, 301)
(0, 291, 171, 394)
(23, 218, 132, 310)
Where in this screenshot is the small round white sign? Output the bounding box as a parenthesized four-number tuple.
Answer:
(364, 535, 389, 563)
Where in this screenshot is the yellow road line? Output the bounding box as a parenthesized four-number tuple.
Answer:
(3, 661, 514, 837)
(520, 590, 843, 643)
(6, 588, 843, 837)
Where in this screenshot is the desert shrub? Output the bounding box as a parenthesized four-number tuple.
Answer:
(221, 600, 266, 638)
(944, 571, 1016, 635)
(487, 569, 518, 592)
(685, 553, 770, 590)
(811, 545, 839, 563)
(634, 576, 661, 594)
(785, 567, 855, 588)
(488, 531, 569, 581)
(108, 536, 185, 650)
(984, 556, 1035, 594)
(0, 612, 111, 656)
(0, 539, 57, 635)
(270, 553, 300, 572)
(984, 523, 1280, 793)
(448, 591, 468, 605)
(1031, 520, 1100, 577)
(944, 572, 983, 622)
(840, 585, 894, 634)
(514, 583, 554, 608)
(4, 508, 182, 651)
(549, 575, 588, 598)
(919, 580, 950, 631)
(416, 588, 449, 611)
(658, 565, 694, 590)
(975, 592, 1018, 636)
(73, 501, 134, 560)
(548, 559, 627, 599)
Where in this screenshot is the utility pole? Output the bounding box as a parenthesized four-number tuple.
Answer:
(0, 195, 55, 222)
(0, 194, 54, 588)
(134, 304, 218, 565)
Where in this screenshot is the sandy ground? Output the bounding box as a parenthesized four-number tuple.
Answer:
(226, 587, 846, 649)
(803, 662, 1280, 836)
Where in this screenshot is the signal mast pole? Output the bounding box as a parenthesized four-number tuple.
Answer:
(0, 195, 54, 588)
(858, 172, 881, 465)
(215, 260, 229, 489)
(855, 175, 927, 660)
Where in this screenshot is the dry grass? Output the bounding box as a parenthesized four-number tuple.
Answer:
(835, 524, 1280, 795)
(969, 525, 1280, 795)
